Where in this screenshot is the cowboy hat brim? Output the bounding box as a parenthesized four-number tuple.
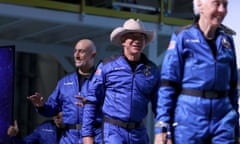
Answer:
(110, 27, 155, 46)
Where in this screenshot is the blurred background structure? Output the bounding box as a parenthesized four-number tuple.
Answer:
(1, 0, 238, 143)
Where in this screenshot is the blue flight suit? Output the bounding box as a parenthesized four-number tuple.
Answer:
(83, 54, 160, 144)
(10, 120, 62, 144)
(36, 71, 102, 144)
(155, 24, 239, 144)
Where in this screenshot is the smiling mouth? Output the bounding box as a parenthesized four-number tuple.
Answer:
(215, 15, 223, 21)
(132, 44, 141, 47)
(133, 45, 142, 49)
(75, 57, 82, 61)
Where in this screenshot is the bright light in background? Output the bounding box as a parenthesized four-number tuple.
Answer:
(223, 0, 240, 69)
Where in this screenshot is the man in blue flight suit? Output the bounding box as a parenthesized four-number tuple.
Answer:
(27, 39, 102, 144)
(154, 0, 239, 144)
(7, 112, 64, 144)
(82, 18, 160, 144)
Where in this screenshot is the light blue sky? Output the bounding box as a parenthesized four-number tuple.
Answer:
(223, 0, 240, 68)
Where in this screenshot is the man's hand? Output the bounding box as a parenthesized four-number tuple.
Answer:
(7, 120, 19, 137)
(154, 132, 173, 144)
(75, 95, 87, 107)
(83, 136, 94, 144)
(27, 92, 44, 107)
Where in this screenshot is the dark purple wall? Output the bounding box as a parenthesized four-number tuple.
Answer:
(0, 46, 14, 143)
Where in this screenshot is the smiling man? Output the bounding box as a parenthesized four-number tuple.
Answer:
(82, 18, 160, 144)
(27, 39, 102, 144)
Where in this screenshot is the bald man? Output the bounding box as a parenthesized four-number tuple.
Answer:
(27, 39, 102, 144)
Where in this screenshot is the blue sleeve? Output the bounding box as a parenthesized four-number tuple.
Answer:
(228, 36, 238, 111)
(155, 33, 183, 134)
(10, 125, 42, 144)
(22, 127, 40, 143)
(36, 81, 62, 117)
(82, 63, 105, 137)
(228, 35, 239, 137)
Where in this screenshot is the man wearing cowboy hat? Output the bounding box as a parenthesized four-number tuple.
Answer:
(82, 18, 160, 144)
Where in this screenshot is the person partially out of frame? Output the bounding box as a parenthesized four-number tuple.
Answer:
(155, 0, 239, 144)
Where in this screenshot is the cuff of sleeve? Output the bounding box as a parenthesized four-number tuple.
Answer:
(155, 127, 165, 134)
(154, 128, 172, 139)
(155, 121, 173, 138)
(155, 122, 168, 134)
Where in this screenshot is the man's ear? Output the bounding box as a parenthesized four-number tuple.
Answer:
(92, 53, 96, 58)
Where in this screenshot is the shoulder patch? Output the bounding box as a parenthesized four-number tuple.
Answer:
(175, 24, 193, 35)
(219, 24, 236, 35)
(167, 40, 176, 49)
(102, 54, 121, 65)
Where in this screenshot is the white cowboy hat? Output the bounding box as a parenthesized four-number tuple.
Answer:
(110, 18, 155, 46)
